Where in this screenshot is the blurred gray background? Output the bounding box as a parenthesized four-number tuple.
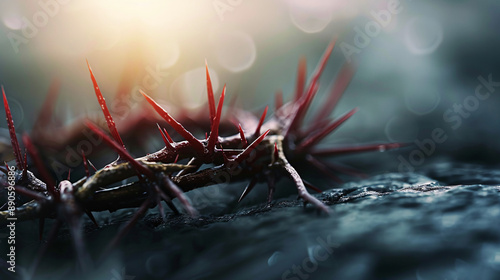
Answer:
(0, 0, 499, 172)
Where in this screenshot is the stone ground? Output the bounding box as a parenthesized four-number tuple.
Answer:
(3, 163, 500, 280)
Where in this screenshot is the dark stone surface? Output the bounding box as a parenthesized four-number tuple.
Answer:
(3, 163, 500, 280)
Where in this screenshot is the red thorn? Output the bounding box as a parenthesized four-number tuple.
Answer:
(88, 160, 98, 172)
(67, 169, 71, 181)
(297, 108, 358, 152)
(233, 129, 270, 164)
(156, 123, 175, 152)
(254, 106, 268, 136)
(2, 86, 24, 169)
(85, 121, 154, 178)
(205, 60, 216, 125)
(287, 39, 337, 136)
(173, 154, 179, 163)
(22, 150, 28, 180)
(22, 134, 57, 196)
(303, 39, 337, 102)
(294, 56, 307, 101)
(275, 90, 283, 111)
(302, 118, 331, 137)
(34, 78, 61, 128)
(302, 180, 323, 194)
(162, 128, 173, 143)
(321, 161, 367, 178)
(229, 94, 238, 112)
(205, 132, 208, 140)
(313, 62, 356, 123)
(208, 85, 225, 154)
(155, 190, 166, 221)
(238, 176, 257, 203)
(81, 150, 89, 178)
(15, 186, 48, 201)
(86, 60, 126, 149)
(218, 144, 230, 165)
(114, 55, 141, 102)
(306, 155, 343, 183)
(311, 143, 408, 157)
(163, 176, 198, 217)
(238, 124, 247, 147)
(140, 90, 205, 155)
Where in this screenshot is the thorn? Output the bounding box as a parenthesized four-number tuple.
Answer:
(174, 157, 200, 177)
(228, 93, 238, 113)
(294, 56, 307, 101)
(88, 160, 98, 172)
(22, 150, 28, 180)
(206, 60, 216, 125)
(22, 134, 57, 196)
(311, 142, 408, 157)
(313, 62, 356, 123)
(218, 144, 230, 166)
(275, 90, 283, 111)
(67, 168, 71, 181)
(81, 150, 89, 178)
(237, 124, 248, 147)
(162, 176, 198, 217)
(34, 78, 61, 128)
(14, 185, 48, 201)
(140, 90, 205, 155)
(322, 161, 368, 178)
(303, 180, 323, 193)
(173, 154, 179, 163)
(30, 220, 62, 277)
(85, 121, 154, 179)
(153, 184, 168, 220)
(156, 196, 166, 221)
(154, 183, 179, 215)
(102, 198, 151, 258)
(301, 118, 331, 137)
(165, 200, 180, 215)
(86, 60, 126, 150)
(67, 217, 93, 271)
(163, 128, 173, 143)
(2, 86, 24, 169)
(156, 123, 175, 152)
(232, 129, 270, 164)
(286, 39, 337, 137)
(297, 108, 358, 152)
(208, 85, 225, 154)
(238, 177, 257, 203)
(85, 209, 98, 227)
(254, 106, 268, 137)
(306, 155, 343, 183)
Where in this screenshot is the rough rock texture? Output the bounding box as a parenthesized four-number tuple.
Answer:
(3, 163, 500, 280)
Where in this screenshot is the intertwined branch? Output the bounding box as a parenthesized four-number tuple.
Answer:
(0, 40, 404, 273)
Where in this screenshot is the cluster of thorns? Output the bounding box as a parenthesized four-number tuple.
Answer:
(0, 40, 402, 274)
